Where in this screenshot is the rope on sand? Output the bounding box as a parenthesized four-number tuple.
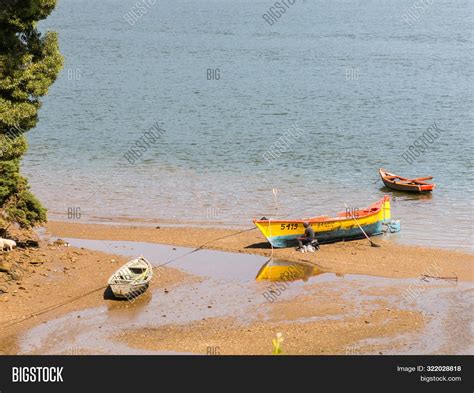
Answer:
(0, 286, 108, 329)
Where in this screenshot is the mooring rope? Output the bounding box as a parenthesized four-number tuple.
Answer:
(1, 286, 108, 328)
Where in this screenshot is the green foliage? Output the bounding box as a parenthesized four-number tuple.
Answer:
(0, 159, 21, 203)
(0, 0, 62, 228)
(0, 132, 28, 160)
(5, 187, 47, 228)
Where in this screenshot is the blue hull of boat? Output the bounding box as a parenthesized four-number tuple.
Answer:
(267, 221, 384, 248)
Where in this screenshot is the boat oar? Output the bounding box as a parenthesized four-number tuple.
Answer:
(411, 176, 433, 182)
(344, 203, 381, 248)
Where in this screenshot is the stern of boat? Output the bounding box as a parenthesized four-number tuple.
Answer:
(380, 195, 401, 233)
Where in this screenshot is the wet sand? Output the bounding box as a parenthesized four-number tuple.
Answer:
(114, 287, 425, 355)
(0, 221, 472, 355)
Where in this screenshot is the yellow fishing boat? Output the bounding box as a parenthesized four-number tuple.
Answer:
(253, 195, 397, 248)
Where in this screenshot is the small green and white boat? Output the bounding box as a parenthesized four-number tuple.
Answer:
(107, 256, 153, 299)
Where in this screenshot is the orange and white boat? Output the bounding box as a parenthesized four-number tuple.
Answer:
(379, 168, 435, 193)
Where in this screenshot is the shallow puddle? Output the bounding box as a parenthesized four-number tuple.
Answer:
(62, 237, 268, 281)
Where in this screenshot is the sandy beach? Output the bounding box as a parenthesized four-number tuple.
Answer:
(0, 221, 472, 355)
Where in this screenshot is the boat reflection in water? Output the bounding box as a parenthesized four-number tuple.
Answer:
(381, 187, 434, 202)
(255, 259, 323, 282)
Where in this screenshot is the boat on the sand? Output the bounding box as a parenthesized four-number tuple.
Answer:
(253, 195, 398, 248)
(379, 168, 435, 193)
(107, 256, 153, 299)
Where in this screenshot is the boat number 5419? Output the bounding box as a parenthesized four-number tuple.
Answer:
(280, 223, 298, 230)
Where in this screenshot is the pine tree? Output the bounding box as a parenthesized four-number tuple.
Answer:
(0, 0, 63, 228)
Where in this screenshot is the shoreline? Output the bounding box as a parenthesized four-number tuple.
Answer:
(43, 213, 474, 253)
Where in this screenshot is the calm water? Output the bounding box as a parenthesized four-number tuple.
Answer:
(24, 0, 473, 250)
